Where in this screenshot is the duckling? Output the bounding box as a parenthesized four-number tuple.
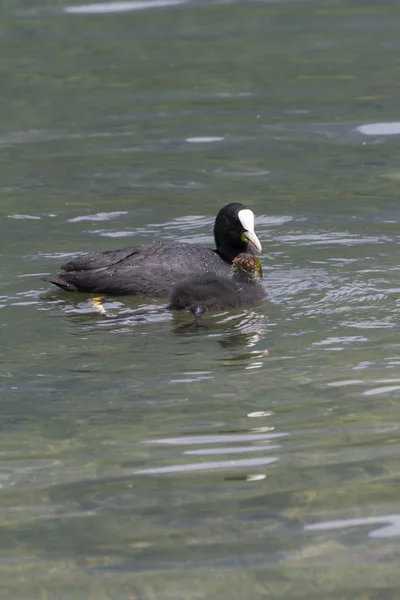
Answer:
(167, 253, 265, 326)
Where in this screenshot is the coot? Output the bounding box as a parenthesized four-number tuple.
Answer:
(41, 203, 262, 296)
(168, 252, 266, 325)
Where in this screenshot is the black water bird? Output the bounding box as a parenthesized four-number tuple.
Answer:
(41, 203, 262, 296)
(167, 252, 266, 326)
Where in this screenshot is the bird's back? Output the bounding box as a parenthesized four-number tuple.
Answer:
(44, 241, 232, 296)
(169, 272, 265, 313)
(170, 275, 241, 311)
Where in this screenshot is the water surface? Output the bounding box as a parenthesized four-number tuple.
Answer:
(1, 0, 400, 598)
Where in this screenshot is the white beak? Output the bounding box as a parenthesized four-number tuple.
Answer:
(238, 208, 262, 253)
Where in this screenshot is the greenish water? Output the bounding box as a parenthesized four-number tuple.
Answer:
(1, 0, 400, 598)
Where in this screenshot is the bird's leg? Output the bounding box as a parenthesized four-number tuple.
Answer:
(89, 296, 109, 317)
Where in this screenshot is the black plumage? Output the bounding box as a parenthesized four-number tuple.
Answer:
(168, 253, 266, 321)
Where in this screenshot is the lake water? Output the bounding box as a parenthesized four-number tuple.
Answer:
(1, 0, 400, 598)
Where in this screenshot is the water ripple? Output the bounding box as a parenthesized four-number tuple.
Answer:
(135, 456, 277, 475)
(306, 515, 400, 539)
(64, 0, 187, 15)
